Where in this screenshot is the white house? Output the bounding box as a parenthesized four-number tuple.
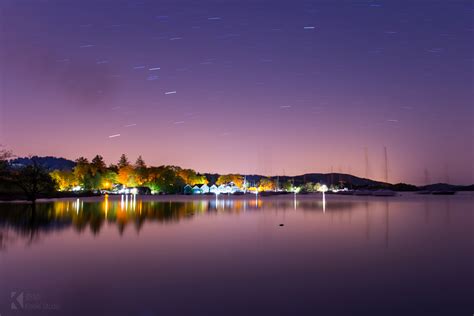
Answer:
(184, 184, 192, 194)
(200, 184, 210, 194)
(210, 184, 218, 194)
(218, 184, 227, 194)
(192, 185, 202, 194)
(187, 183, 243, 195)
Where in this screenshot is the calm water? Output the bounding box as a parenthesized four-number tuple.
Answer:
(0, 193, 472, 316)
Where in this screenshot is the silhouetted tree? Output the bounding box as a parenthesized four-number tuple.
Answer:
(0, 146, 13, 173)
(135, 155, 146, 169)
(134, 156, 148, 185)
(117, 154, 130, 168)
(108, 163, 118, 173)
(7, 158, 56, 203)
(90, 155, 107, 175)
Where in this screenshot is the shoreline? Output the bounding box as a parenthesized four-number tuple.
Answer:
(1, 191, 473, 204)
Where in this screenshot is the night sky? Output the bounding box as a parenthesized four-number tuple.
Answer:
(1, 0, 472, 184)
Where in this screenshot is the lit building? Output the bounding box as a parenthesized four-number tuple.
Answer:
(209, 184, 218, 194)
(192, 185, 202, 194)
(200, 184, 210, 194)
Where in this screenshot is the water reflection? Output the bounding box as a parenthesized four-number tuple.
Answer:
(0, 194, 466, 250)
(385, 200, 389, 248)
(0, 194, 471, 315)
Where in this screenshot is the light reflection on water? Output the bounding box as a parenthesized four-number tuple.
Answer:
(0, 193, 472, 315)
(0, 194, 365, 241)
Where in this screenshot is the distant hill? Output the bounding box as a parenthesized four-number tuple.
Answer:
(209, 173, 387, 188)
(271, 173, 385, 187)
(419, 183, 474, 192)
(10, 156, 75, 171)
(214, 174, 473, 191)
(7, 156, 473, 191)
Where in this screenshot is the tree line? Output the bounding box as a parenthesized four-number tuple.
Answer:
(50, 154, 209, 193)
(0, 148, 328, 203)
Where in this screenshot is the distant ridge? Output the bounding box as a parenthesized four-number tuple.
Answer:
(237, 173, 386, 188)
(8, 156, 474, 191)
(420, 183, 474, 192)
(10, 156, 75, 171)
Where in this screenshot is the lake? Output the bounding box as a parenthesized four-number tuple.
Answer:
(0, 193, 472, 315)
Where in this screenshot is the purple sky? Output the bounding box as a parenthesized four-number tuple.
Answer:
(1, 0, 473, 184)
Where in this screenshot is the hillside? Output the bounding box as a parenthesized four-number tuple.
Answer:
(8, 156, 473, 191)
(10, 156, 76, 171)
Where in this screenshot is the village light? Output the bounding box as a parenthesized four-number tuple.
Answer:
(71, 186, 82, 192)
(318, 185, 328, 193)
(318, 185, 328, 213)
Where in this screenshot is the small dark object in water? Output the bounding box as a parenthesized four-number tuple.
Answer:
(279, 224, 284, 226)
